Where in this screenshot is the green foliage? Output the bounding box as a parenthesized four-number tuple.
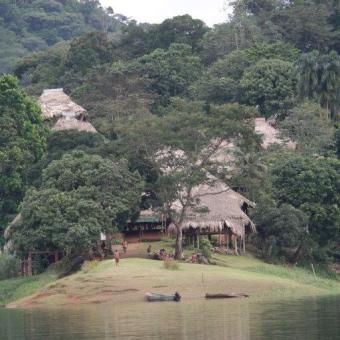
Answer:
(66, 32, 114, 74)
(163, 259, 179, 270)
(272, 155, 340, 247)
(253, 202, 309, 261)
(0, 75, 48, 238)
(11, 151, 144, 256)
(0, 0, 123, 73)
(240, 58, 296, 117)
(0, 254, 21, 281)
(200, 238, 212, 259)
(140, 43, 203, 104)
(280, 102, 335, 155)
(297, 51, 340, 120)
(146, 15, 209, 52)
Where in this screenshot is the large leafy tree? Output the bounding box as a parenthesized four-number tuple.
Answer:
(146, 15, 209, 52)
(0, 75, 47, 241)
(297, 51, 340, 120)
(240, 58, 296, 117)
(272, 156, 340, 248)
(280, 102, 334, 155)
(11, 151, 144, 256)
(116, 103, 259, 258)
(140, 43, 203, 105)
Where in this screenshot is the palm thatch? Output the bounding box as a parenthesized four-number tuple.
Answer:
(39, 89, 86, 119)
(38, 89, 97, 133)
(52, 117, 97, 133)
(3, 213, 22, 253)
(168, 181, 255, 239)
(255, 118, 295, 149)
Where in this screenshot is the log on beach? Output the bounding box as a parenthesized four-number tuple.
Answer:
(205, 293, 249, 299)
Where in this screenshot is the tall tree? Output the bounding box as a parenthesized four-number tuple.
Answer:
(11, 151, 144, 256)
(0, 75, 48, 242)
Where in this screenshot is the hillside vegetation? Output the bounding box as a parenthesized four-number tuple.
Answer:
(0, 0, 339, 273)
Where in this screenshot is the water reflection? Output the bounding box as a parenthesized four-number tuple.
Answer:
(0, 296, 339, 340)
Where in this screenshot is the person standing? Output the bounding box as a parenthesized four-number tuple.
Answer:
(114, 250, 120, 266)
(122, 240, 128, 254)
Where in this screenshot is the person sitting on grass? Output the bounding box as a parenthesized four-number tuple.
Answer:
(147, 244, 152, 257)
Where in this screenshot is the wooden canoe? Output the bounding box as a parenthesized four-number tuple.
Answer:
(205, 293, 249, 299)
(145, 292, 181, 302)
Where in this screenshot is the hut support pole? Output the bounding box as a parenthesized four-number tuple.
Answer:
(197, 232, 200, 249)
(28, 252, 33, 276)
(243, 237, 246, 254)
(234, 236, 238, 256)
(226, 233, 229, 253)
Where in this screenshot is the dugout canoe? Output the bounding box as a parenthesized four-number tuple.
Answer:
(205, 293, 249, 299)
(145, 292, 181, 302)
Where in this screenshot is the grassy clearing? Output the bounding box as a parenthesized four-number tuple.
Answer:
(5, 254, 340, 309)
(2, 241, 339, 308)
(0, 272, 57, 305)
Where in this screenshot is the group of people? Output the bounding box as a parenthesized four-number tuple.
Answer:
(147, 245, 174, 260)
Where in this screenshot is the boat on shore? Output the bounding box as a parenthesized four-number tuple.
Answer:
(205, 293, 249, 299)
(145, 292, 181, 302)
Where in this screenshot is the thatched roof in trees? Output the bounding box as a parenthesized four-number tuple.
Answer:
(3, 213, 22, 253)
(255, 118, 295, 149)
(52, 117, 97, 133)
(168, 181, 256, 239)
(39, 89, 86, 119)
(38, 89, 97, 133)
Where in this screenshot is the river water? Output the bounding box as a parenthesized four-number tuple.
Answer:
(0, 296, 339, 340)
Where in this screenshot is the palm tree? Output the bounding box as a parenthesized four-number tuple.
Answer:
(297, 51, 319, 101)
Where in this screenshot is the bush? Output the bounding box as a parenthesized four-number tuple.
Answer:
(81, 260, 99, 273)
(200, 238, 212, 259)
(163, 259, 179, 270)
(0, 254, 21, 280)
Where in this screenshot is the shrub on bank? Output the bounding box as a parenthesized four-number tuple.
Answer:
(0, 254, 21, 280)
(163, 259, 179, 270)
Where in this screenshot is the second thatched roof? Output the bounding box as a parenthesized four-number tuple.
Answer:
(52, 117, 97, 133)
(38, 88, 97, 133)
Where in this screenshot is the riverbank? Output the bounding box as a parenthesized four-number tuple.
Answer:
(3, 252, 340, 309)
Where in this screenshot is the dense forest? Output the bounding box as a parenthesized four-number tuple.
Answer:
(0, 0, 126, 73)
(0, 0, 339, 268)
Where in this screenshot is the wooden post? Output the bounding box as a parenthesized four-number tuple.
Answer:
(234, 236, 238, 256)
(197, 231, 200, 249)
(243, 237, 246, 254)
(28, 252, 33, 276)
(139, 227, 142, 242)
(226, 233, 229, 253)
(54, 252, 59, 263)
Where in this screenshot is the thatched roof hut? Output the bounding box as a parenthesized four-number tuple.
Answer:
(168, 181, 255, 239)
(3, 213, 21, 253)
(255, 118, 295, 149)
(52, 117, 97, 133)
(39, 89, 86, 119)
(38, 89, 97, 133)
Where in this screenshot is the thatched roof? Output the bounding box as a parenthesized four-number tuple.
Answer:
(168, 181, 256, 238)
(38, 89, 97, 133)
(3, 213, 22, 253)
(39, 89, 86, 119)
(52, 117, 97, 133)
(255, 118, 295, 149)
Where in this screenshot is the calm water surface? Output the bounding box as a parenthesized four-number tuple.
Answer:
(0, 296, 339, 340)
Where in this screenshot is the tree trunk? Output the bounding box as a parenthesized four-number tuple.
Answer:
(175, 226, 183, 260)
